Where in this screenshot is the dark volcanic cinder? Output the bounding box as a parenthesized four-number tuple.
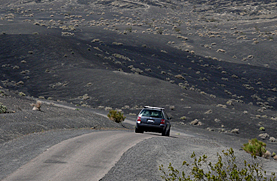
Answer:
(0, 0, 277, 147)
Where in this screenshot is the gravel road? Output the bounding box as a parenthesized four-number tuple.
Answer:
(2, 131, 154, 181)
(1, 97, 277, 181)
(2, 128, 277, 181)
(0, 129, 96, 180)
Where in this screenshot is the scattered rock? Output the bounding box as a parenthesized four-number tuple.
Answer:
(274, 155, 277, 160)
(269, 137, 276, 142)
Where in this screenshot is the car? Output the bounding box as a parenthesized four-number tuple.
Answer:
(135, 106, 171, 136)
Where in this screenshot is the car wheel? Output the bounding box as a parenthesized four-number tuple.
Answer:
(165, 128, 170, 136)
(135, 127, 143, 133)
(162, 129, 166, 136)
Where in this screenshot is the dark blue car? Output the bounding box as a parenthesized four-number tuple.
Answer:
(135, 106, 171, 136)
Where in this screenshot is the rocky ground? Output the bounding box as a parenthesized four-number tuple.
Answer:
(0, 0, 277, 155)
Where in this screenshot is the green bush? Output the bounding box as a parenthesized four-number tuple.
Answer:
(243, 138, 267, 157)
(107, 110, 126, 123)
(259, 127, 265, 131)
(0, 102, 7, 113)
(159, 148, 276, 181)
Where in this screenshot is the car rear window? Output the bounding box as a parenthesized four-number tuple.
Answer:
(140, 110, 163, 118)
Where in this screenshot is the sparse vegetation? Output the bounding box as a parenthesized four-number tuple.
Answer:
(243, 138, 267, 157)
(107, 110, 126, 123)
(0, 102, 7, 113)
(31, 101, 42, 111)
(0, 0, 277, 179)
(160, 148, 276, 181)
(18, 92, 26, 96)
(259, 127, 265, 131)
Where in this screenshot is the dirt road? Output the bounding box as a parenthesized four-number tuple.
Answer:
(3, 131, 154, 181)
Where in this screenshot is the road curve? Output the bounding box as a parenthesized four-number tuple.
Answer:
(3, 131, 154, 181)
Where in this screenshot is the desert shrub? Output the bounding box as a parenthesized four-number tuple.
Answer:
(0, 90, 7, 96)
(243, 138, 267, 157)
(107, 110, 126, 123)
(159, 148, 276, 181)
(259, 127, 265, 131)
(125, 27, 132, 32)
(174, 27, 181, 32)
(18, 92, 26, 96)
(0, 102, 7, 113)
(31, 101, 42, 111)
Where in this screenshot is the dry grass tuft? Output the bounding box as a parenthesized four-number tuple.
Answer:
(31, 101, 42, 111)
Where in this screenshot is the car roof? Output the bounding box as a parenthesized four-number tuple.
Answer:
(143, 106, 164, 111)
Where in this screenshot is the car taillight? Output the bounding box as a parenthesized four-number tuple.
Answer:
(137, 117, 141, 123)
(160, 119, 165, 125)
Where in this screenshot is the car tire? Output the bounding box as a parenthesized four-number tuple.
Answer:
(162, 129, 166, 136)
(135, 127, 143, 133)
(165, 128, 170, 136)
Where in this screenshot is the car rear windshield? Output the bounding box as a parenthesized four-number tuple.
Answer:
(140, 110, 163, 118)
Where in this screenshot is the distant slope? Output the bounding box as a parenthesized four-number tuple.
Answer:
(0, 0, 277, 140)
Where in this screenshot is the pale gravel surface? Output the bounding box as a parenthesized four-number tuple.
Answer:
(0, 129, 96, 180)
(1, 95, 277, 180)
(2, 122, 277, 181)
(101, 135, 276, 181)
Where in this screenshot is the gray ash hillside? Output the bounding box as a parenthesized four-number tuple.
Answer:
(0, 0, 277, 142)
